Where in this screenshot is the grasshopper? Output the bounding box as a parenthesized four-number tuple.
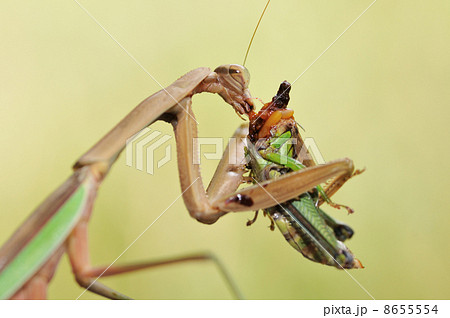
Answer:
(244, 81, 364, 269)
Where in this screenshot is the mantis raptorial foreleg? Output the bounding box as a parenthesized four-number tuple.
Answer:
(169, 98, 249, 224)
(258, 146, 362, 214)
(206, 124, 249, 203)
(169, 97, 355, 221)
(213, 159, 355, 213)
(317, 168, 365, 207)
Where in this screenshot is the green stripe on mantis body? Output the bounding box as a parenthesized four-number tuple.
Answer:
(0, 182, 89, 299)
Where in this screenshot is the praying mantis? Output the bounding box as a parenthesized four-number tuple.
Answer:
(0, 64, 363, 300)
(0, 65, 255, 299)
(0, 1, 366, 300)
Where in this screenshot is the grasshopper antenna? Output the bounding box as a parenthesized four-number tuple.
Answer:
(243, 0, 271, 66)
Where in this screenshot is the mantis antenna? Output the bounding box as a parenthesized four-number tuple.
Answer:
(243, 0, 271, 66)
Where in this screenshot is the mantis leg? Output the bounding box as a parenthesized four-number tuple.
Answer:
(66, 215, 131, 299)
(254, 148, 359, 239)
(10, 247, 65, 300)
(206, 123, 248, 203)
(260, 150, 364, 213)
(169, 99, 355, 220)
(214, 158, 355, 213)
(169, 98, 248, 224)
(66, 217, 242, 299)
(317, 168, 365, 207)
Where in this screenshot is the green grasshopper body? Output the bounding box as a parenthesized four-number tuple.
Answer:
(245, 81, 362, 269)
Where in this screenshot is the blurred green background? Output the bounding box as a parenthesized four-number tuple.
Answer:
(1, 1, 449, 299)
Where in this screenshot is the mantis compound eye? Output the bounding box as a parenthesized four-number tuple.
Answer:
(213, 64, 253, 115)
(214, 64, 250, 90)
(228, 64, 250, 88)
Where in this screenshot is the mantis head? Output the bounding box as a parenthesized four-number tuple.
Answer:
(204, 64, 254, 117)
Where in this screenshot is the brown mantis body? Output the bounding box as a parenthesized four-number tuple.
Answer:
(0, 65, 357, 299)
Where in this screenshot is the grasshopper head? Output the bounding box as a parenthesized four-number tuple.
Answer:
(212, 64, 254, 116)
